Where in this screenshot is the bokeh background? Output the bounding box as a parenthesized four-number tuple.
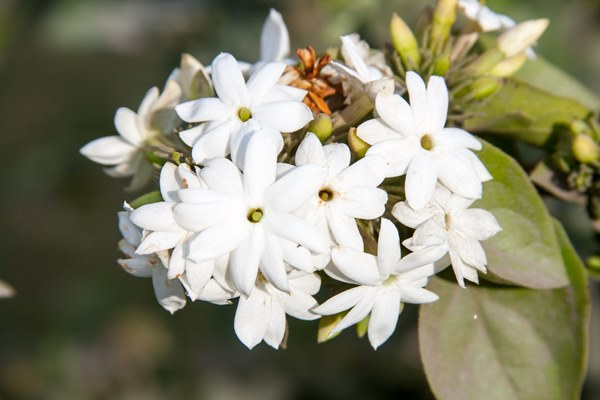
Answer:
(1, 0, 599, 398)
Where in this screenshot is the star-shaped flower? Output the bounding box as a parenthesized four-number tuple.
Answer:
(234, 270, 320, 349)
(392, 184, 502, 287)
(357, 71, 491, 209)
(314, 218, 440, 349)
(175, 52, 313, 167)
(80, 81, 181, 191)
(172, 130, 329, 296)
(295, 133, 387, 253)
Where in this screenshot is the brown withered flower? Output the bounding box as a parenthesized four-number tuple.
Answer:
(281, 46, 337, 115)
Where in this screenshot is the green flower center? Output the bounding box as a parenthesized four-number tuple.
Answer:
(238, 107, 252, 122)
(247, 208, 264, 223)
(420, 134, 434, 151)
(319, 188, 334, 202)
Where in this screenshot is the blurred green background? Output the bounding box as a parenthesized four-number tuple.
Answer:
(0, 0, 599, 398)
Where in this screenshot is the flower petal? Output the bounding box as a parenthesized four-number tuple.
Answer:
(243, 131, 277, 205)
(230, 224, 263, 296)
(357, 118, 401, 145)
(183, 259, 215, 298)
(391, 201, 435, 229)
(187, 221, 248, 262)
(114, 107, 143, 146)
(331, 289, 378, 334)
(234, 288, 271, 349)
(211, 53, 249, 107)
(326, 207, 363, 250)
(80, 136, 137, 165)
(331, 246, 381, 285)
(367, 139, 417, 178)
(295, 133, 327, 166)
(260, 9, 290, 62)
(405, 71, 428, 128)
(264, 214, 330, 255)
(397, 282, 439, 304)
(247, 62, 286, 106)
(313, 285, 371, 315)
(130, 202, 180, 232)
(254, 100, 313, 132)
(334, 187, 387, 219)
(264, 297, 287, 349)
(437, 155, 482, 199)
(260, 232, 289, 292)
(405, 151, 438, 209)
(190, 119, 238, 164)
(375, 92, 417, 136)
(200, 158, 244, 196)
(377, 218, 400, 277)
(264, 164, 326, 213)
(425, 75, 449, 133)
(151, 266, 186, 314)
(136, 231, 182, 254)
(367, 291, 401, 349)
(332, 154, 386, 189)
(453, 208, 502, 240)
(175, 97, 231, 123)
(437, 127, 482, 150)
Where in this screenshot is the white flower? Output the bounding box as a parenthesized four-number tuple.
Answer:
(314, 219, 440, 350)
(234, 270, 321, 349)
(392, 184, 502, 288)
(331, 34, 394, 102)
(458, 0, 537, 58)
(295, 133, 387, 253)
(172, 130, 329, 296)
(118, 203, 186, 314)
(357, 71, 491, 210)
(175, 53, 312, 167)
(80, 82, 181, 191)
(168, 53, 213, 101)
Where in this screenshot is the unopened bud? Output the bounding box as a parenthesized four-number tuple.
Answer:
(432, 54, 451, 76)
(570, 120, 592, 136)
(430, 0, 457, 55)
(489, 53, 527, 77)
(572, 134, 599, 164)
(390, 13, 421, 69)
(497, 19, 549, 59)
(455, 76, 503, 100)
(348, 127, 370, 158)
(587, 255, 600, 272)
(307, 114, 333, 142)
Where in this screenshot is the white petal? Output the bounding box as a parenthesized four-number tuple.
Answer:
(334, 187, 387, 219)
(80, 136, 137, 165)
(313, 285, 371, 315)
(137, 87, 159, 117)
(152, 267, 186, 314)
(243, 131, 277, 205)
(230, 224, 263, 296)
(341, 35, 371, 80)
(267, 84, 307, 102)
(197, 279, 237, 303)
(357, 118, 401, 145)
(331, 246, 381, 285)
(425, 75, 449, 133)
(187, 221, 248, 262)
(437, 127, 482, 150)
(264, 298, 287, 349)
(183, 259, 215, 297)
(190, 119, 238, 163)
(281, 240, 315, 273)
(234, 288, 271, 349)
(211, 53, 249, 107)
(332, 154, 386, 189)
(130, 202, 180, 232)
(264, 164, 326, 213)
(391, 201, 435, 228)
(452, 208, 502, 240)
(159, 163, 180, 202)
(118, 257, 154, 277)
(368, 291, 401, 349)
(114, 107, 143, 146)
(437, 155, 482, 199)
(200, 158, 244, 196)
(282, 290, 319, 320)
(397, 282, 439, 303)
(179, 124, 207, 147)
(367, 139, 416, 178)
(260, 232, 288, 292)
(167, 241, 186, 279)
(455, 148, 492, 182)
(326, 207, 363, 250)
(375, 92, 417, 136)
(377, 218, 400, 277)
(118, 211, 142, 245)
(289, 271, 321, 295)
(395, 244, 448, 273)
(136, 231, 182, 254)
(451, 232, 487, 268)
(405, 151, 439, 210)
(260, 9, 290, 62)
(324, 143, 351, 177)
(254, 100, 313, 132)
(264, 214, 330, 255)
(331, 289, 378, 334)
(175, 97, 231, 123)
(295, 133, 327, 166)
(247, 62, 286, 105)
(405, 71, 429, 127)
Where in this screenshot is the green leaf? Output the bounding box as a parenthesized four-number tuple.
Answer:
(129, 190, 163, 209)
(475, 140, 568, 288)
(419, 220, 589, 400)
(515, 57, 600, 111)
(317, 312, 346, 343)
(462, 79, 591, 146)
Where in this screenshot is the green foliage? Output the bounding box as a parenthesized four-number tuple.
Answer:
(129, 191, 163, 209)
(419, 220, 589, 400)
(475, 140, 568, 288)
(463, 79, 591, 146)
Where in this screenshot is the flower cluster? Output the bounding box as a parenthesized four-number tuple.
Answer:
(79, 2, 554, 350)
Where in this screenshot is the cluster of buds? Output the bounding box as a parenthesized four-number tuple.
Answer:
(78, 1, 560, 349)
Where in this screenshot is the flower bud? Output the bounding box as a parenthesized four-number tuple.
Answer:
(497, 19, 549, 59)
(432, 54, 451, 76)
(390, 13, 421, 69)
(307, 114, 333, 142)
(572, 134, 600, 164)
(455, 76, 503, 100)
(430, 0, 457, 55)
(489, 53, 527, 77)
(348, 127, 370, 158)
